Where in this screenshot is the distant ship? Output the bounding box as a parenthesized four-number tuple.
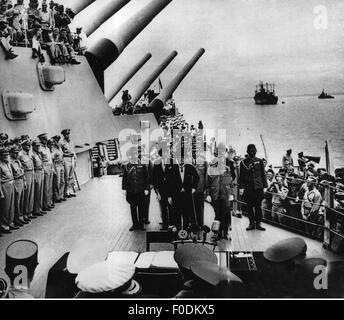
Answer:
(318, 89, 334, 99)
(254, 81, 278, 105)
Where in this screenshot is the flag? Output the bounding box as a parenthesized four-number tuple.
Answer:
(158, 77, 163, 90)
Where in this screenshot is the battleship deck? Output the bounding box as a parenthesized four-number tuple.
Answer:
(0, 176, 341, 298)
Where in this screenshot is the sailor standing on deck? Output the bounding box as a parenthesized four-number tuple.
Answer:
(31, 140, 46, 217)
(239, 144, 268, 231)
(38, 133, 54, 211)
(10, 145, 27, 227)
(19, 139, 35, 222)
(60, 129, 77, 198)
(0, 147, 17, 234)
(122, 146, 150, 231)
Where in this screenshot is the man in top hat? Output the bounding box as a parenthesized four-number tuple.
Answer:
(122, 146, 150, 231)
(10, 144, 28, 227)
(152, 148, 172, 230)
(166, 145, 199, 231)
(50, 135, 65, 202)
(4, 239, 38, 298)
(19, 138, 35, 221)
(60, 129, 77, 198)
(0, 147, 17, 234)
(31, 140, 46, 216)
(239, 144, 268, 231)
(38, 133, 54, 211)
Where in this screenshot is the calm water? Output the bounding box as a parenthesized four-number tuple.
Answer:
(178, 94, 344, 169)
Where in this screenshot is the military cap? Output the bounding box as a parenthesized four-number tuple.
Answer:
(37, 133, 48, 140)
(0, 133, 8, 140)
(75, 260, 141, 296)
(21, 134, 30, 141)
(52, 135, 61, 142)
(10, 136, 22, 144)
(174, 243, 218, 270)
(66, 235, 109, 274)
(31, 139, 42, 146)
(21, 139, 32, 146)
(61, 129, 70, 135)
(263, 237, 307, 263)
(190, 261, 242, 286)
(0, 147, 10, 155)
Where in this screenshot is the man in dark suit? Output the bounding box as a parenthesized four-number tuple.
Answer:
(166, 156, 199, 231)
(152, 149, 171, 230)
(239, 144, 268, 231)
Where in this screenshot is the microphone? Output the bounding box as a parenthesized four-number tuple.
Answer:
(211, 220, 221, 243)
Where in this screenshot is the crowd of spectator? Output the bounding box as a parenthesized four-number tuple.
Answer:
(258, 150, 344, 239)
(0, 0, 85, 64)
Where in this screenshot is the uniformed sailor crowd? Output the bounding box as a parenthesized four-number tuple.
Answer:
(0, 129, 77, 236)
(0, 0, 84, 64)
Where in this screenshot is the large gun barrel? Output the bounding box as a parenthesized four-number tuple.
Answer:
(106, 53, 152, 102)
(129, 50, 178, 107)
(85, 0, 172, 90)
(71, 0, 131, 36)
(69, 0, 95, 15)
(149, 48, 205, 116)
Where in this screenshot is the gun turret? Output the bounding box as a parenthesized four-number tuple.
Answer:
(71, 0, 131, 36)
(69, 0, 95, 15)
(149, 48, 205, 119)
(106, 53, 152, 102)
(85, 0, 172, 91)
(123, 50, 178, 108)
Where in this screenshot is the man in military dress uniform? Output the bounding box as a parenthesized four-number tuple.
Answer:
(31, 140, 46, 217)
(0, 147, 17, 234)
(239, 144, 268, 231)
(60, 129, 77, 197)
(38, 133, 54, 211)
(122, 146, 150, 231)
(19, 139, 36, 221)
(50, 136, 66, 202)
(10, 145, 28, 227)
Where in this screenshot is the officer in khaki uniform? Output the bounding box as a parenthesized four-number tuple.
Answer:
(19, 139, 35, 221)
(49, 136, 65, 202)
(10, 145, 27, 227)
(31, 140, 46, 217)
(0, 147, 17, 233)
(38, 133, 54, 211)
(122, 146, 150, 231)
(60, 129, 77, 197)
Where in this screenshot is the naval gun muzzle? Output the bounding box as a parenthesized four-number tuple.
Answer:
(71, 0, 131, 36)
(68, 0, 96, 16)
(85, 0, 173, 91)
(149, 48, 205, 118)
(106, 53, 152, 102)
(118, 50, 178, 109)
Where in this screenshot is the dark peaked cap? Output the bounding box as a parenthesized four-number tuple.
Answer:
(174, 244, 217, 270)
(263, 237, 307, 263)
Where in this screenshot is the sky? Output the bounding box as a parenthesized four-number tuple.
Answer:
(68, 0, 344, 103)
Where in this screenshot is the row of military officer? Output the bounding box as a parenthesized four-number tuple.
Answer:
(0, 129, 77, 235)
(122, 143, 236, 239)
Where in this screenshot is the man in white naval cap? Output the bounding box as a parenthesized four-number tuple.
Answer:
(4, 239, 39, 298)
